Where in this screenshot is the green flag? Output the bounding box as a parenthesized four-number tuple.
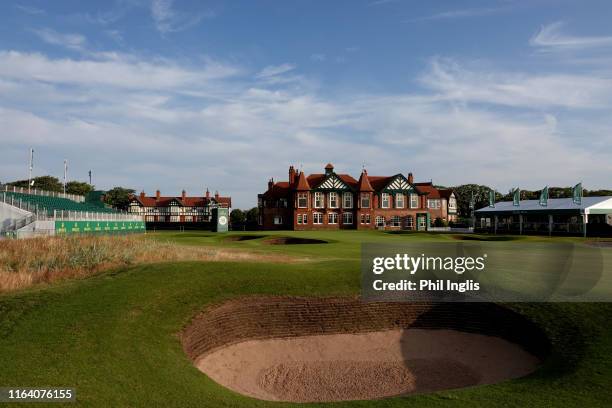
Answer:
(513, 188, 520, 207)
(489, 189, 495, 207)
(572, 183, 582, 205)
(539, 186, 548, 207)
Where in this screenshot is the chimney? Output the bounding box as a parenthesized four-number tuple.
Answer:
(155, 190, 160, 200)
(181, 189, 186, 200)
(205, 188, 210, 199)
(268, 178, 274, 190)
(140, 191, 145, 199)
(289, 165, 296, 186)
(215, 190, 220, 200)
(408, 172, 414, 184)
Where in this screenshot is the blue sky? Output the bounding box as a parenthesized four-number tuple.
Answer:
(1, 0, 612, 208)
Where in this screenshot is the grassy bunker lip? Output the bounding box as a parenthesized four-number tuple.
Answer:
(182, 296, 549, 402)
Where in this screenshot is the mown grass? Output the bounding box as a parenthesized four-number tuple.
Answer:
(0, 230, 611, 407)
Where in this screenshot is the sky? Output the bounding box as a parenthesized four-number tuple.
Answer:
(1, 0, 612, 209)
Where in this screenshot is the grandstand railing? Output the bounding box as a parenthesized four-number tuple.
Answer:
(1, 184, 85, 202)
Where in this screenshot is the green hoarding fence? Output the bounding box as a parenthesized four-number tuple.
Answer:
(55, 220, 146, 235)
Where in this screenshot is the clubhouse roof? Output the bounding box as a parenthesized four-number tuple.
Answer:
(475, 196, 612, 215)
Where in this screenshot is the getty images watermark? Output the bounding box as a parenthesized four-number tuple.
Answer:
(361, 241, 610, 302)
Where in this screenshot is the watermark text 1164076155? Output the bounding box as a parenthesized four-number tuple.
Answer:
(0, 388, 75, 402)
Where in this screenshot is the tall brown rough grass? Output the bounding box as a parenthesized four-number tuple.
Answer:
(0, 235, 292, 293)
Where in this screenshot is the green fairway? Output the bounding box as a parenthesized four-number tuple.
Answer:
(1, 230, 611, 407)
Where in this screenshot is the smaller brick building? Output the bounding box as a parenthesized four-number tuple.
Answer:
(258, 163, 454, 231)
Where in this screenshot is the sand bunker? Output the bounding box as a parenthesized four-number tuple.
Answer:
(182, 297, 547, 402)
(224, 235, 266, 242)
(265, 237, 328, 245)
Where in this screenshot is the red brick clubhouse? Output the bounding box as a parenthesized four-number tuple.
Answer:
(258, 163, 456, 230)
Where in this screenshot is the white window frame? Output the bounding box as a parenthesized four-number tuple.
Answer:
(375, 216, 385, 227)
(390, 215, 401, 227)
(297, 193, 308, 208)
(342, 212, 353, 224)
(360, 213, 371, 224)
(314, 192, 324, 208)
(427, 199, 441, 209)
(381, 193, 390, 209)
(360, 193, 370, 208)
(274, 216, 283, 225)
(406, 216, 414, 229)
(302, 214, 308, 224)
(313, 212, 323, 224)
(343, 192, 353, 209)
(395, 193, 404, 208)
(328, 212, 338, 224)
(410, 194, 419, 208)
(328, 192, 339, 209)
(297, 214, 303, 224)
(449, 197, 457, 210)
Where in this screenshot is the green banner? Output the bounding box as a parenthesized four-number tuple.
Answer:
(513, 188, 520, 207)
(572, 182, 582, 205)
(55, 220, 146, 235)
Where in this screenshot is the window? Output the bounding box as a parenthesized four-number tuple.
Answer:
(395, 193, 404, 208)
(170, 215, 180, 222)
(375, 216, 385, 227)
(313, 212, 323, 224)
(360, 193, 370, 208)
(328, 212, 338, 224)
(449, 197, 457, 210)
(297, 193, 308, 208)
(343, 192, 353, 209)
(360, 213, 371, 224)
(274, 216, 283, 225)
(410, 194, 419, 208)
(406, 216, 414, 229)
(418, 216, 426, 229)
(343, 212, 353, 224)
(314, 192, 324, 208)
(297, 214, 303, 224)
(329, 192, 338, 208)
(390, 216, 401, 227)
(381, 193, 390, 208)
(302, 214, 308, 224)
(279, 198, 287, 208)
(427, 199, 441, 209)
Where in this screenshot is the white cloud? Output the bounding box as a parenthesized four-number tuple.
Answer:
(413, 6, 510, 21)
(531, 21, 612, 51)
(420, 57, 612, 109)
(256, 63, 297, 79)
(15, 4, 45, 15)
(151, 0, 213, 34)
(30, 28, 86, 51)
(1, 50, 612, 208)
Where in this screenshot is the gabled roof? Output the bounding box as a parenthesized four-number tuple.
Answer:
(295, 171, 311, 191)
(413, 182, 441, 198)
(310, 173, 357, 190)
(438, 188, 455, 199)
(261, 182, 290, 199)
(130, 194, 231, 208)
(357, 171, 374, 192)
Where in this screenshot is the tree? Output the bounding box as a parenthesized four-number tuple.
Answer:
(245, 207, 259, 228)
(103, 187, 135, 210)
(66, 181, 94, 196)
(8, 176, 63, 192)
(451, 184, 501, 218)
(230, 209, 246, 228)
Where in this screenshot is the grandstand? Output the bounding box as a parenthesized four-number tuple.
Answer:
(1, 185, 145, 238)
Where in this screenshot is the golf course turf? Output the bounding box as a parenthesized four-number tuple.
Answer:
(1, 230, 611, 406)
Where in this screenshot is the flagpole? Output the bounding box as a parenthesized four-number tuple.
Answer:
(63, 159, 68, 194)
(28, 148, 34, 194)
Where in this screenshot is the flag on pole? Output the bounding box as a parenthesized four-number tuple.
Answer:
(469, 192, 475, 210)
(572, 183, 582, 205)
(513, 188, 520, 207)
(539, 186, 549, 207)
(489, 189, 495, 207)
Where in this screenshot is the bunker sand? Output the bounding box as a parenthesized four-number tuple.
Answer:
(197, 329, 539, 402)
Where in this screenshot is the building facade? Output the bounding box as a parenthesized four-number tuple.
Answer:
(258, 163, 453, 231)
(128, 189, 231, 224)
